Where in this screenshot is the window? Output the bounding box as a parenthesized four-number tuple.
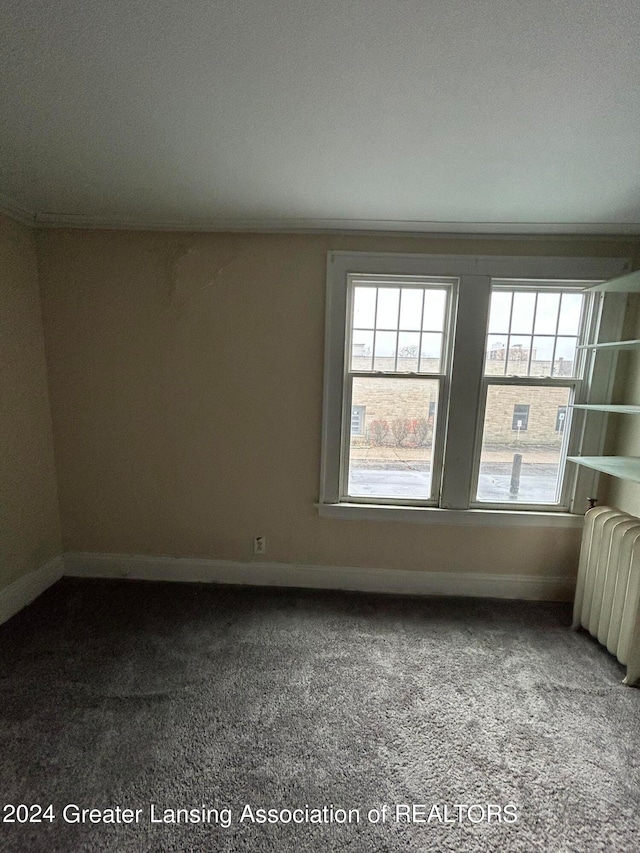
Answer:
(351, 405, 366, 436)
(512, 405, 530, 431)
(320, 252, 629, 521)
(343, 276, 454, 503)
(474, 285, 587, 506)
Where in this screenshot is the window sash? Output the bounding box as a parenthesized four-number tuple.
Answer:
(469, 280, 593, 509)
(340, 276, 455, 505)
(485, 283, 590, 380)
(469, 376, 581, 510)
(345, 274, 455, 376)
(340, 373, 447, 505)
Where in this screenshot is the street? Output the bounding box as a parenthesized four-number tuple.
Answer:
(349, 462, 561, 503)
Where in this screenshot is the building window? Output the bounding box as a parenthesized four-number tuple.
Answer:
(351, 405, 366, 435)
(512, 404, 530, 431)
(320, 252, 628, 516)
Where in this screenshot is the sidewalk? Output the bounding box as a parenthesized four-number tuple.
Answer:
(351, 444, 562, 464)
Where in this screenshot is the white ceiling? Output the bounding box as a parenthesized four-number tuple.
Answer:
(1, 0, 640, 234)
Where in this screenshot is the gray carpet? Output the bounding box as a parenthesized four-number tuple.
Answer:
(1, 578, 639, 852)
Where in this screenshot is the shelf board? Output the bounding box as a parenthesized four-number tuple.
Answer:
(567, 456, 640, 483)
(577, 339, 640, 351)
(571, 404, 640, 414)
(585, 269, 640, 293)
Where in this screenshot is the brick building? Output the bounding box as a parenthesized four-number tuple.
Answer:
(351, 352, 571, 451)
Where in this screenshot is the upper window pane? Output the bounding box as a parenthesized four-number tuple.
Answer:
(399, 289, 423, 331)
(422, 291, 447, 331)
(349, 281, 449, 373)
(488, 291, 512, 333)
(511, 292, 536, 334)
(484, 286, 585, 378)
(376, 288, 400, 329)
(557, 293, 583, 335)
(353, 287, 376, 329)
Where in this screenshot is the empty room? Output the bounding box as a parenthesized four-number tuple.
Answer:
(1, 1, 640, 851)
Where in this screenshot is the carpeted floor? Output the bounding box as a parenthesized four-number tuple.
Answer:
(0, 578, 639, 852)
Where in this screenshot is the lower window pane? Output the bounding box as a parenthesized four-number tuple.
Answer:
(348, 377, 438, 500)
(476, 385, 571, 504)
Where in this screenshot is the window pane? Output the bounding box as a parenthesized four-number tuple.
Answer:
(397, 331, 420, 371)
(511, 292, 536, 334)
(530, 336, 554, 376)
(422, 290, 447, 331)
(488, 291, 512, 333)
(554, 337, 578, 377)
(399, 288, 423, 331)
(476, 385, 572, 504)
(353, 287, 376, 328)
(534, 293, 561, 334)
(348, 377, 439, 500)
(376, 288, 400, 329)
(351, 330, 373, 370)
(506, 336, 532, 376)
(418, 333, 442, 373)
(373, 331, 397, 370)
(558, 293, 582, 335)
(485, 335, 507, 374)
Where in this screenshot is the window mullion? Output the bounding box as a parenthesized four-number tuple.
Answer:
(440, 274, 492, 510)
(417, 289, 426, 372)
(526, 292, 538, 375)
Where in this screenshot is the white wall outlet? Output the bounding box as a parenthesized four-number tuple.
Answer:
(253, 536, 266, 555)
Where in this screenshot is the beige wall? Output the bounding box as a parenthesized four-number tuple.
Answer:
(604, 291, 640, 516)
(0, 215, 61, 591)
(35, 229, 640, 578)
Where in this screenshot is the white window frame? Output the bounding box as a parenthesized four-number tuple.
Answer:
(319, 252, 630, 527)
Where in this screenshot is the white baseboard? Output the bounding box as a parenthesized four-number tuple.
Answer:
(64, 552, 575, 602)
(0, 556, 65, 626)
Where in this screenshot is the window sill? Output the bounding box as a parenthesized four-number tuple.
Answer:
(316, 502, 585, 528)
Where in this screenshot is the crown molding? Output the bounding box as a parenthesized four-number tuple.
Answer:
(0, 192, 36, 227)
(31, 210, 640, 238)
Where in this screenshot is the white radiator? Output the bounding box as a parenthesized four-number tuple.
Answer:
(572, 506, 640, 686)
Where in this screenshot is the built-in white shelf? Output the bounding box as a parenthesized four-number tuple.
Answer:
(572, 270, 640, 486)
(568, 456, 640, 483)
(585, 269, 640, 293)
(577, 339, 640, 351)
(571, 404, 640, 414)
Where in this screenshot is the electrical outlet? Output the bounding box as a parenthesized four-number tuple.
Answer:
(254, 536, 266, 555)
